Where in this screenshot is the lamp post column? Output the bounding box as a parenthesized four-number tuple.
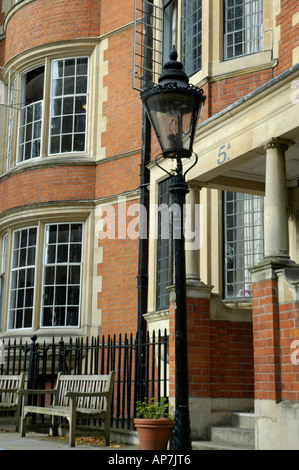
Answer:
(170, 162, 191, 451)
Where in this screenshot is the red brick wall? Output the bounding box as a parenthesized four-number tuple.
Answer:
(252, 279, 281, 400)
(275, 0, 299, 75)
(4, 0, 101, 63)
(102, 30, 143, 160)
(252, 278, 299, 401)
(279, 300, 299, 401)
(169, 296, 254, 400)
(96, 154, 141, 200)
(209, 70, 274, 117)
(97, 199, 140, 337)
(99, 0, 135, 37)
(0, 165, 96, 213)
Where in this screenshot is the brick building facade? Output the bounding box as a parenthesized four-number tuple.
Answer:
(0, 0, 298, 449)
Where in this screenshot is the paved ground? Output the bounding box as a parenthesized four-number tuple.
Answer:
(0, 424, 140, 451)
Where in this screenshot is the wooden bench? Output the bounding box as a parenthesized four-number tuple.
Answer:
(0, 373, 25, 432)
(19, 372, 115, 447)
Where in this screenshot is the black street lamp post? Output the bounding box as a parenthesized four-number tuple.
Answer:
(141, 47, 206, 450)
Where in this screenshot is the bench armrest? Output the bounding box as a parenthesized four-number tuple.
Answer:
(0, 388, 19, 393)
(65, 391, 108, 399)
(18, 389, 57, 396)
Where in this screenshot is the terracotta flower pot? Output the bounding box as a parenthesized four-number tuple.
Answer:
(134, 418, 174, 450)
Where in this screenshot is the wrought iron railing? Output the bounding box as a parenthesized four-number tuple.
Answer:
(0, 330, 169, 430)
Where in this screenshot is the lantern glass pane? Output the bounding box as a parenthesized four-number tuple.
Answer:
(145, 91, 199, 158)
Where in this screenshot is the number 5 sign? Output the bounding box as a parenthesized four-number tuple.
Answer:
(217, 143, 231, 165)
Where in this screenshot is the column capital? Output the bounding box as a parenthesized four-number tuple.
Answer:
(264, 138, 295, 151)
(187, 182, 203, 192)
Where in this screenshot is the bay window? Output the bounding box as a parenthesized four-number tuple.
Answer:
(5, 222, 83, 331)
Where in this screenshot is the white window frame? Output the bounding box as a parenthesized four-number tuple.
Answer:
(8, 227, 37, 330)
(0, 234, 8, 331)
(223, 191, 264, 300)
(181, 0, 202, 76)
(224, 0, 263, 61)
(17, 100, 43, 163)
(41, 222, 84, 328)
(49, 57, 89, 156)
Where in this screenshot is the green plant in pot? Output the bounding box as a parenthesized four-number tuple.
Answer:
(134, 398, 174, 450)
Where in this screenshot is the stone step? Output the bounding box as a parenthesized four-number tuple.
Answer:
(192, 412, 256, 451)
(209, 425, 255, 448)
(192, 440, 255, 451)
(231, 411, 255, 430)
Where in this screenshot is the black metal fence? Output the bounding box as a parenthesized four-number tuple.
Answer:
(0, 330, 169, 430)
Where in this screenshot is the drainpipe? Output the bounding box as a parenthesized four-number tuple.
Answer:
(136, 0, 153, 404)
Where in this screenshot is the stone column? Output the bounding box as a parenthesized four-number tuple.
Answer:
(185, 183, 201, 283)
(263, 138, 294, 262)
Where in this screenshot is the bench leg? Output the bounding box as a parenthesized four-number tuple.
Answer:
(15, 408, 21, 432)
(20, 412, 27, 438)
(103, 416, 110, 447)
(69, 399, 76, 447)
(51, 416, 59, 436)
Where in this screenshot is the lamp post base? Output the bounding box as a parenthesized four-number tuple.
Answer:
(172, 405, 192, 451)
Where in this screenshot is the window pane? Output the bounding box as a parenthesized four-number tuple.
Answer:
(71, 224, 82, 242)
(52, 60, 64, 78)
(51, 98, 62, 116)
(67, 307, 79, 326)
(63, 97, 74, 115)
(50, 136, 60, 154)
(64, 59, 76, 76)
(64, 77, 75, 95)
(62, 115, 73, 133)
(76, 76, 87, 94)
(52, 79, 63, 97)
(56, 265, 67, 284)
(44, 266, 55, 285)
(57, 244, 68, 263)
(74, 115, 86, 133)
(51, 117, 61, 135)
(61, 135, 73, 153)
(61, 134, 72, 153)
(73, 134, 85, 152)
(77, 58, 88, 75)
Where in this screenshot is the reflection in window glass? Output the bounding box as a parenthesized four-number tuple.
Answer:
(224, 0, 263, 60)
(156, 178, 173, 310)
(223, 192, 264, 299)
(42, 223, 83, 327)
(18, 66, 44, 163)
(50, 58, 89, 154)
(8, 228, 37, 329)
(181, 0, 202, 76)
